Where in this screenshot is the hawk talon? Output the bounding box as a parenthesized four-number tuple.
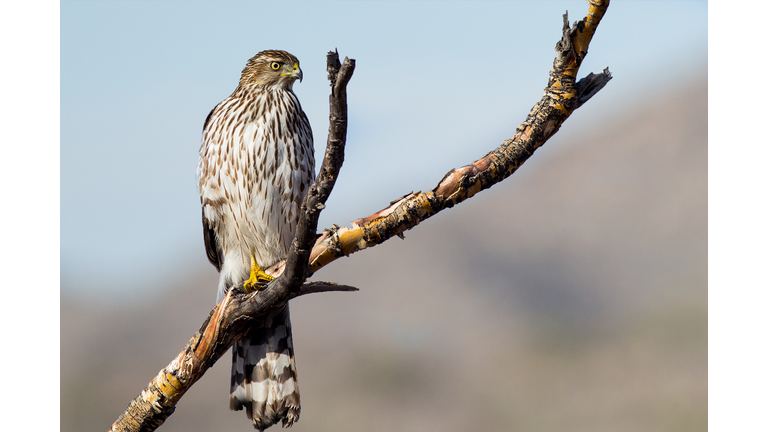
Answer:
(243, 253, 274, 293)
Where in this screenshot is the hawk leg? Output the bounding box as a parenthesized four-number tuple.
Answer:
(243, 252, 274, 293)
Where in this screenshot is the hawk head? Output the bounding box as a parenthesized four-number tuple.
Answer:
(239, 50, 303, 89)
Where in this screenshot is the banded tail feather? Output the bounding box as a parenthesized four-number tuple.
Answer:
(230, 305, 300, 430)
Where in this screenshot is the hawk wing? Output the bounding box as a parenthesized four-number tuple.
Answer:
(202, 209, 222, 272)
(200, 107, 223, 272)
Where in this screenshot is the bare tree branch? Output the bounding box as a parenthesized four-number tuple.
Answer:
(110, 1, 611, 430)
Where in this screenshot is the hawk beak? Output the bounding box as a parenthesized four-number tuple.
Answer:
(283, 63, 303, 82)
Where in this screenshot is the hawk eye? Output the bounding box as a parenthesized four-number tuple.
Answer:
(270, 62, 281, 71)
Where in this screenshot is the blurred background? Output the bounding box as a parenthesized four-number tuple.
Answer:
(61, 1, 707, 431)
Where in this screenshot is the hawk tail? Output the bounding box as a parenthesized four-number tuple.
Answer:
(230, 305, 300, 430)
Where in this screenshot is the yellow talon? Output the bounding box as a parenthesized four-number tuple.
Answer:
(243, 252, 274, 293)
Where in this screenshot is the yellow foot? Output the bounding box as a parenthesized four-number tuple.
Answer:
(243, 253, 274, 293)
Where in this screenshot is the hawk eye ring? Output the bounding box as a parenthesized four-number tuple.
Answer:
(270, 62, 281, 71)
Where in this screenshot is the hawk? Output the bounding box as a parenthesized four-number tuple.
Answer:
(197, 50, 314, 430)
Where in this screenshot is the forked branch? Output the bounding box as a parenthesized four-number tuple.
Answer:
(110, 1, 611, 430)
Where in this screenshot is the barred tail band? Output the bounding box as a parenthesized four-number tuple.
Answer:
(230, 305, 300, 430)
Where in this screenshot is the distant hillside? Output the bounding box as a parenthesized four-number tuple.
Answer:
(62, 76, 707, 432)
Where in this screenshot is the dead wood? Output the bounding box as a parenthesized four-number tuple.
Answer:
(110, 1, 611, 430)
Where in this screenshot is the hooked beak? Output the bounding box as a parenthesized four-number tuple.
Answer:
(282, 62, 303, 82)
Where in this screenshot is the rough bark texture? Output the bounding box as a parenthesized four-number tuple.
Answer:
(110, 1, 611, 430)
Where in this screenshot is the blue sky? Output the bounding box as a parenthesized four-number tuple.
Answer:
(12, 2, 768, 430)
(60, 1, 707, 301)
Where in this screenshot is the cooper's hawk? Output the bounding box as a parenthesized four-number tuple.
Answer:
(197, 50, 314, 430)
